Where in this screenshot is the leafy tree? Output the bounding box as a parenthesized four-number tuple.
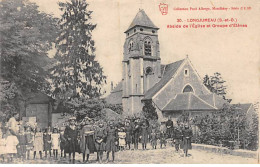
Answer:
(65, 98, 105, 122)
(203, 72, 231, 102)
(0, 80, 18, 122)
(50, 0, 106, 102)
(0, 0, 58, 121)
(142, 100, 158, 120)
(0, 0, 58, 92)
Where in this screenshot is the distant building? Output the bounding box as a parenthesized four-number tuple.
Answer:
(22, 92, 53, 129)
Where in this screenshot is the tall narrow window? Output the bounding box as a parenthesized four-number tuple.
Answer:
(144, 38, 152, 56)
(128, 40, 133, 53)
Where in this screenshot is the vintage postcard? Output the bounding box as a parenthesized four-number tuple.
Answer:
(0, 0, 259, 164)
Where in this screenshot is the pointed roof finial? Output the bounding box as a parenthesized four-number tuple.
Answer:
(186, 55, 189, 59)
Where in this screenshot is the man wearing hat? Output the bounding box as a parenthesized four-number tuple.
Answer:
(64, 116, 78, 163)
(79, 116, 95, 163)
(106, 122, 117, 162)
(133, 119, 141, 150)
(94, 121, 106, 163)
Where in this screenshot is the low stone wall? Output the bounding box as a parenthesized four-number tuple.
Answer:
(192, 143, 258, 159)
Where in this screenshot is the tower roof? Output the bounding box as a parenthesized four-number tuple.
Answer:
(125, 9, 159, 33)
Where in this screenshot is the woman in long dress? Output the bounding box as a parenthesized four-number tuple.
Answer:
(5, 129, 19, 162)
(79, 117, 95, 163)
(64, 117, 78, 164)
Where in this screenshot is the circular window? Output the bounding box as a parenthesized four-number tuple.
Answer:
(145, 67, 153, 75)
(152, 30, 155, 33)
(140, 28, 143, 31)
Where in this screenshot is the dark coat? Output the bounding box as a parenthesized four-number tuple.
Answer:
(159, 132, 167, 144)
(165, 120, 173, 137)
(140, 125, 149, 144)
(60, 132, 66, 151)
(43, 133, 52, 151)
(133, 124, 141, 143)
(106, 127, 117, 152)
(125, 126, 132, 143)
(182, 128, 192, 150)
(94, 128, 106, 151)
(25, 132, 34, 150)
(80, 125, 96, 154)
(64, 125, 78, 153)
(173, 128, 182, 139)
(17, 133, 27, 155)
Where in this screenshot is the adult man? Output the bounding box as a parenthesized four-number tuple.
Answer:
(165, 116, 173, 138)
(125, 122, 132, 150)
(94, 121, 106, 163)
(80, 117, 95, 163)
(106, 122, 117, 162)
(133, 119, 140, 150)
(64, 117, 78, 163)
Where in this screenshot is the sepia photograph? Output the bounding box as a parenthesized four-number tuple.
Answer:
(0, 0, 259, 164)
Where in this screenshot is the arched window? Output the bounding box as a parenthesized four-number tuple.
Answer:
(183, 85, 194, 93)
(128, 40, 133, 53)
(144, 38, 152, 56)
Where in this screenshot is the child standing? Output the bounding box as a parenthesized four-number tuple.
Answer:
(33, 127, 43, 159)
(17, 126, 27, 161)
(5, 129, 19, 162)
(150, 129, 157, 149)
(60, 127, 66, 158)
(25, 126, 34, 160)
(43, 127, 52, 158)
(51, 128, 60, 160)
(0, 128, 7, 163)
(118, 128, 126, 151)
(160, 131, 167, 149)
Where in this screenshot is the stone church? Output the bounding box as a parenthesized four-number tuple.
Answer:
(105, 9, 228, 123)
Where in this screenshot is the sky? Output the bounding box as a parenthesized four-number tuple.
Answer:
(31, 0, 260, 104)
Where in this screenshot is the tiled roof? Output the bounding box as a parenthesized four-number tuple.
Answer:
(231, 103, 253, 113)
(143, 59, 185, 100)
(105, 81, 123, 105)
(125, 9, 159, 32)
(198, 93, 227, 109)
(163, 93, 217, 111)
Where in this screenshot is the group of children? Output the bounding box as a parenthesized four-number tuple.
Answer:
(0, 116, 192, 163)
(0, 125, 62, 163)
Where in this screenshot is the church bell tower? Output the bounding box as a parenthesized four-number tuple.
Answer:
(122, 9, 161, 115)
